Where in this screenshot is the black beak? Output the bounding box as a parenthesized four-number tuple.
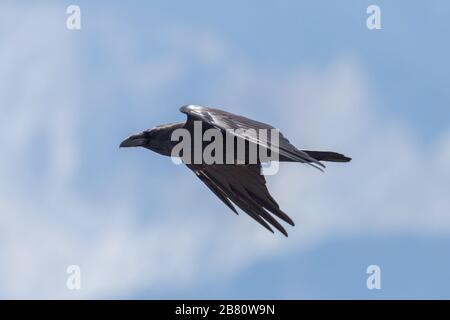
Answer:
(119, 133, 147, 148)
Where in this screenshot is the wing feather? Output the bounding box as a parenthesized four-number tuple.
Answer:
(188, 163, 294, 236)
(180, 105, 325, 170)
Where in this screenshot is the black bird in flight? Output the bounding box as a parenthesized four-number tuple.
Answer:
(120, 105, 351, 236)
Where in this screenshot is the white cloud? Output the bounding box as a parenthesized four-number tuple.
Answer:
(273, 57, 450, 239)
(1, 3, 449, 298)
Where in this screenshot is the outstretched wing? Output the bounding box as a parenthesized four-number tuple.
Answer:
(187, 163, 295, 237)
(180, 105, 324, 170)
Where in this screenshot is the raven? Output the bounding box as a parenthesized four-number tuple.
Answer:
(120, 105, 351, 236)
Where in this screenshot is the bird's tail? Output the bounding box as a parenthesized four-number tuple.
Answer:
(302, 150, 351, 163)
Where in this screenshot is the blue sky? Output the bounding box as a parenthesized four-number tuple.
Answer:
(1, 1, 450, 299)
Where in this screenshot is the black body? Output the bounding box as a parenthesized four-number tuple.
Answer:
(120, 105, 351, 236)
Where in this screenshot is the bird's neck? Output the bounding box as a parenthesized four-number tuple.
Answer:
(148, 122, 186, 157)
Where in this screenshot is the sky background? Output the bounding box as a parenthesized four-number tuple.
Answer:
(1, 0, 450, 299)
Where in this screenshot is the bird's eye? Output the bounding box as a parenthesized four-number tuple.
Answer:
(144, 131, 154, 139)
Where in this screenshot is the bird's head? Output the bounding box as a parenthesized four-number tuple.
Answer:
(120, 123, 184, 156)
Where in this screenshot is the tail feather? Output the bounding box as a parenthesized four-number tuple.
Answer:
(302, 150, 351, 163)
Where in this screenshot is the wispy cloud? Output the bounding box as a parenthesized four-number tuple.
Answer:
(1, 3, 449, 298)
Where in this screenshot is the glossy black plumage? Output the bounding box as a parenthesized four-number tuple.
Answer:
(120, 105, 351, 236)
